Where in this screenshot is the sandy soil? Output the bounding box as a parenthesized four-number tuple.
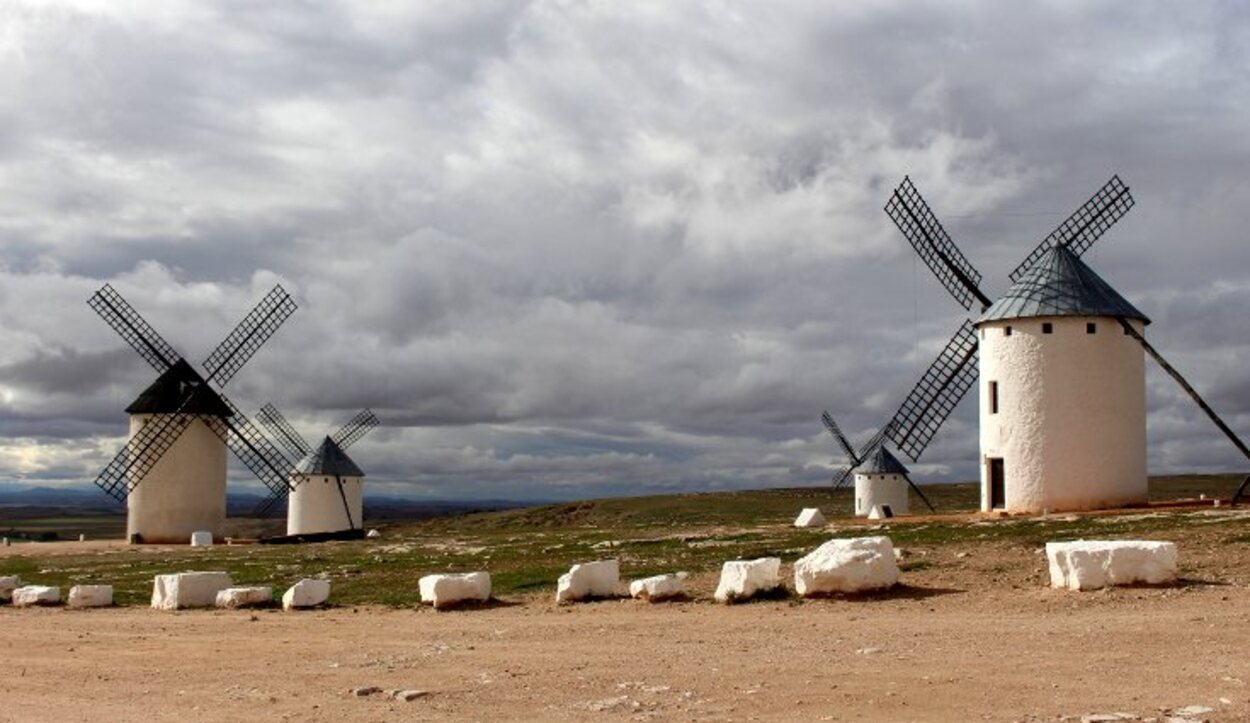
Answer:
(4, 526, 1250, 722)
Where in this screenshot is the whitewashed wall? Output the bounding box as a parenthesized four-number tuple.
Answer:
(126, 415, 227, 543)
(288, 475, 363, 535)
(978, 316, 1147, 513)
(854, 473, 910, 517)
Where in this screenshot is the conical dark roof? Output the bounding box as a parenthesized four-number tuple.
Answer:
(977, 246, 1149, 325)
(294, 436, 365, 477)
(125, 359, 233, 417)
(858, 445, 909, 475)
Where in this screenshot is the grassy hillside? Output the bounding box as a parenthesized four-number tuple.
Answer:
(1, 474, 1245, 607)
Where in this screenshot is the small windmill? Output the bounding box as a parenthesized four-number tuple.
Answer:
(256, 403, 378, 537)
(88, 284, 297, 542)
(883, 175, 1250, 511)
(822, 414, 936, 516)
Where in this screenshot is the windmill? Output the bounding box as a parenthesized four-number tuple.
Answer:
(821, 403, 940, 516)
(256, 403, 378, 537)
(88, 284, 297, 543)
(884, 174, 1250, 512)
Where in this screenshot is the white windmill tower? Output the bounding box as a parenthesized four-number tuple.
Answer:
(885, 175, 1250, 513)
(853, 445, 914, 518)
(821, 413, 934, 517)
(977, 246, 1150, 511)
(256, 404, 378, 538)
(87, 285, 299, 543)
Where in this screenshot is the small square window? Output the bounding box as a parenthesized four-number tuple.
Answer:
(1042, 322, 1053, 334)
(1004, 326, 1013, 337)
(1086, 322, 1096, 334)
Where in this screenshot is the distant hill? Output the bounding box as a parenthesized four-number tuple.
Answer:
(0, 483, 529, 520)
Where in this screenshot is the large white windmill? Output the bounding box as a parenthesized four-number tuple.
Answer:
(87, 284, 298, 543)
(884, 175, 1250, 513)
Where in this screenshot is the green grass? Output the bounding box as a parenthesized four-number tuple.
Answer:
(2, 474, 1245, 606)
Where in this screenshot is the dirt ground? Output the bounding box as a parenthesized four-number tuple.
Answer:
(4, 526, 1250, 722)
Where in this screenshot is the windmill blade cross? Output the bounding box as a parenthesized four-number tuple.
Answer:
(257, 403, 313, 459)
(202, 285, 298, 386)
(832, 466, 855, 490)
(888, 320, 980, 462)
(1009, 176, 1134, 283)
(331, 408, 379, 450)
(821, 411, 859, 466)
(92, 411, 196, 501)
(885, 177, 992, 311)
(87, 284, 181, 374)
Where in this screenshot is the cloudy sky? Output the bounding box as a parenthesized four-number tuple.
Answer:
(1, 1, 1248, 501)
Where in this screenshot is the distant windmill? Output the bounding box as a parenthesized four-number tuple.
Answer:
(883, 175, 1250, 512)
(822, 414, 937, 517)
(256, 403, 378, 537)
(87, 284, 297, 543)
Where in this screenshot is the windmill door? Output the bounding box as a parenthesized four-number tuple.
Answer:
(988, 458, 1005, 510)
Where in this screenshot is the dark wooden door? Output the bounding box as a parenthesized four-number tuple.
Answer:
(989, 458, 1005, 509)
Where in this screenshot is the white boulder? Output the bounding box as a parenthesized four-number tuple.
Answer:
(68, 585, 113, 608)
(282, 578, 331, 610)
(151, 571, 233, 610)
(0, 575, 20, 602)
(190, 531, 213, 547)
(418, 572, 491, 609)
(366, 529, 381, 539)
(555, 559, 621, 603)
(215, 586, 273, 609)
(793, 508, 827, 528)
(714, 557, 782, 603)
(12, 585, 61, 607)
(794, 536, 899, 596)
(1046, 540, 1178, 591)
(629, 573, 687, 602)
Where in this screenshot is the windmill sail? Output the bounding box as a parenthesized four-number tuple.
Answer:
(1009, 176, 1134, 282)
(87, 285, 180, 373)
(885, 177, 991, 310)
(203, 285, 298, 385)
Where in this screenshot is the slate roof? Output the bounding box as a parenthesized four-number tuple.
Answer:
(294, 436, 365, 478)
(858, 445, 910, 475)
(977, 245, 1150, 325)
(125, 359, 233, 417)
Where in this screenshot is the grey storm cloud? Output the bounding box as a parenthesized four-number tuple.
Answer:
(1, 1, 1248, 500)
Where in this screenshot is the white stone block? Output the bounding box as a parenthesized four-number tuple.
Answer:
(151, 571, 233, 610)
(190, 531, 213, 547)
(418, 572, 491, 609)
(0, 575, 20, 602)
(68, 585, 113, 608)
(215, 586, 273, 609)
(12, 585, 60, 607)
(1046, 540, 1178, 591)
(282, 578, 331, 610)
(629, 573, 686, 602)
(555, 559, 620, 603)
(714, 557, 782, 603)
(794, 536, 900, 596)
(366, 529, 381, 538)
(793, 508, 827, 528)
